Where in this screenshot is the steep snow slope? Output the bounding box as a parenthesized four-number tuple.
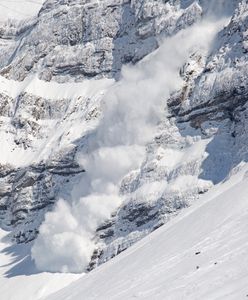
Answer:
(1, 162, 247, 300)
(0, 0, 45, 21)
(45, 163, 248, 300)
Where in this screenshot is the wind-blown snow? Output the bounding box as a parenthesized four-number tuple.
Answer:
(44, 162, 248, 300)
(31, 16, 230, 273)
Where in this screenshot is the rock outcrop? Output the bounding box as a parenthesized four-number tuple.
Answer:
(0, 0, 247, 273)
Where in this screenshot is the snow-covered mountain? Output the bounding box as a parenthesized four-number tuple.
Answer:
(0, 0, 248, 298)
(44, 163, 248, 300)
(1, 158, 248, 300)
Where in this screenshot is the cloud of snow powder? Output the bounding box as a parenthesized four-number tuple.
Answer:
(31, 16, 229, 273)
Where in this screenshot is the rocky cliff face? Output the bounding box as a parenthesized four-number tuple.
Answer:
(0, 0, 247, 272)
(0, 0, 203, 82)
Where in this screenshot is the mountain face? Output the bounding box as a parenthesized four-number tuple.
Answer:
(0, 0, 247, 274)
(44, 163, 248, 300)
(0, 0, 204, 82)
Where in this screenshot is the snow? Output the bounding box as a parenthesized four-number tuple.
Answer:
(0, 0, 247, 298)
(44, 163, 248, 300)
(0, 75, 114, 101)
(0, 0, 45, 22)
(31, 15, 231, 274)
(0, 75, 113, 167)
(0, 229, 82, 300)
(1, 163, 247, 299)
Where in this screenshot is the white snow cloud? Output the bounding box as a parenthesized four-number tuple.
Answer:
(31, 199, 94, 273)
(32, 16, 228, 273)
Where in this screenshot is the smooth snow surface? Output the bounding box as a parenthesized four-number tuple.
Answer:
(0, 0, 45, 21)
(44, 163, 248, 300)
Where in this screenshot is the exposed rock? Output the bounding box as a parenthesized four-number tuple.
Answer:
(0, 0, 203, 82)
(0, 0, 247, 273)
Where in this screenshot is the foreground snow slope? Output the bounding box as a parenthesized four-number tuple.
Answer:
(46, 164, 248, 300)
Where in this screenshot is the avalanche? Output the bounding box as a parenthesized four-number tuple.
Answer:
(44, 163, 248, 300)
(0, 0, 248, 299)
(1, 163, 248, 299)
(31, 15, 230, 273)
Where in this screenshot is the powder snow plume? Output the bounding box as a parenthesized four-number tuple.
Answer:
(31, 14, 230, 273)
